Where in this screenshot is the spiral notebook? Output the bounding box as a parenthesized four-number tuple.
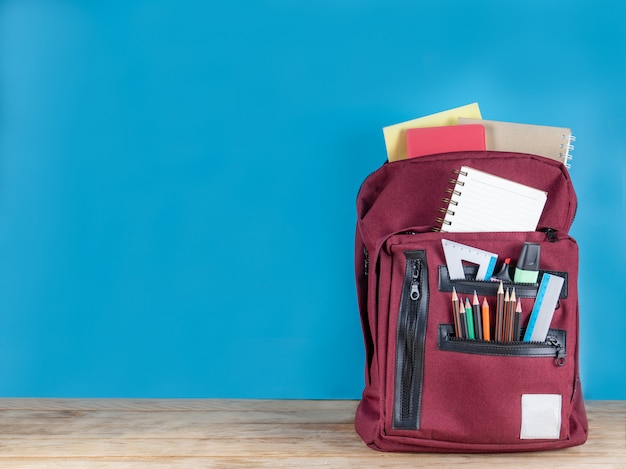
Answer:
(458, 118, 575, 168)
(436, 166, 547, 232)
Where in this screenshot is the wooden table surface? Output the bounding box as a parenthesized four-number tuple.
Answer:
(0, 399, 623, 468)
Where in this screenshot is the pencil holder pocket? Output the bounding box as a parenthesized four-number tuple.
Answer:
(437, 324, 566, 366)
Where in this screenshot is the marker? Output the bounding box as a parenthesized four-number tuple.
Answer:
(514, 243, 541, 284)
(482, 297, 491, 341)
(492, 258, 513, 283)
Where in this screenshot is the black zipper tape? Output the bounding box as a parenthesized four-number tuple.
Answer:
(438, 324, 566, 366)
(438, 265, 568, 299)
(393, 250, 429, 430)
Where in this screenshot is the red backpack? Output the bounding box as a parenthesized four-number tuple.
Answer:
(354, 151, 588, 452)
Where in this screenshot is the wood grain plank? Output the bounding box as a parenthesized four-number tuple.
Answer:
(0, 400, 621, 468)
(0, 399, 357, 412)
(0, 454, 625, 469)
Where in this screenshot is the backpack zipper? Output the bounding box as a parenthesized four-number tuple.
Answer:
(438, 324, 566, 366)
(393, 250, 429, 430)
(539, 227, 559, 243)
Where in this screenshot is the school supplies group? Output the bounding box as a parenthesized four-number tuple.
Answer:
(443, 239, 563, 344)
(353, 103, 587, 453)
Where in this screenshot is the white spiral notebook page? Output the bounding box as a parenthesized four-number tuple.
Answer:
(439, 166, 547, 232)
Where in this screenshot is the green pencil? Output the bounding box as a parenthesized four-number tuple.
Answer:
(465, 297, 475, 340)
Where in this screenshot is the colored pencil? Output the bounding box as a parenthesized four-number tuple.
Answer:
(496, 281, 504, 341)
(514, 298, 522, 341)
(508, 289, 516, 341)
(452, 288, 461, 338)
(472, 291, 482, 340)
(503, 288, 510, 342)
(465, 298, 475, 340)
(482, 297, 491, 341)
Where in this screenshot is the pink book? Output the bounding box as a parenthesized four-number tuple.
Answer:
(405, 124, 486, 159)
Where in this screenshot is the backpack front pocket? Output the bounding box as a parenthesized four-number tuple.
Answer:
(382, 232, 578, 446)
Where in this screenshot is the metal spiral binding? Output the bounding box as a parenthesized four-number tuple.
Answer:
(433, 168, 467, 232)
(559, 134, 575, 168)
(442, 197, 458, 206)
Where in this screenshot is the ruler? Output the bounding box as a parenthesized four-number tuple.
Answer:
(441, 239, 498, 281)
(523, 273, 565, 342)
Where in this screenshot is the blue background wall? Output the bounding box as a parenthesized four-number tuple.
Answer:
(0, 0, 624, 399)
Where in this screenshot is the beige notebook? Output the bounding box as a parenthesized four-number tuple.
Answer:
(458, 118, 575, 167)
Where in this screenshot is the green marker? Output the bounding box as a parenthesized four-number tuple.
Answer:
(514, 242, 541, 284)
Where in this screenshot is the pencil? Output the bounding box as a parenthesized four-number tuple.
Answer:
(496, 281, 504, 341)
(508, 289, 516, 341)
(472, 291, 482, 341)
(503, 288, 510, 342)
(465, 298, 475, 340)
(482, 297, 491, 341)
(459, 303, 468, 339)
(452, 288, 461, 338)
(514, 298, 522, 341)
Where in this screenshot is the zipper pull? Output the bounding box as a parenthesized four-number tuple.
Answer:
(540, 228, 559, 243)
(546, 335, 566, 366)
(410, 260, 420, 301)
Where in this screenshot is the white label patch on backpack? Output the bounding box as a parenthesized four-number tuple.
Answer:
(520, 394, 562, 439)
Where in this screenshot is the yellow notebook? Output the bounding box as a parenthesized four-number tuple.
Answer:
(383, 103, 482, 162)
(458, 118, 575, 167)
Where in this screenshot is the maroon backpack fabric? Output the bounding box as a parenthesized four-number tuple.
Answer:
(354, 151, 588, 452)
